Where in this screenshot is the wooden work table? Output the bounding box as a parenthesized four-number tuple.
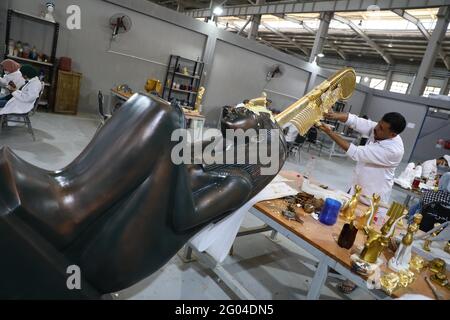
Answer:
(253, 197, 450, 300)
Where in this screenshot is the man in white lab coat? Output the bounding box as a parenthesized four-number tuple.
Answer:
(420, 155, 450, 180)
(319, 111, 406, 294)
(0, 59, 26, 100)
(0, 65, 42, 114)
(319, 112, 406, 204)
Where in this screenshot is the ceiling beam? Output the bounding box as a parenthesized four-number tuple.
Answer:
(392, 8, 450, 70)
(237, 16, 252, 35)
(276, 14, 347, 60)
(333, 14, 394, 65)
(261, 22, 311, 57)
(184, 0, 450, 18)
(260, 22, 310, 56)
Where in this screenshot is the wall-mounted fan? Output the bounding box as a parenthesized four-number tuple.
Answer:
(110, 14, 132, 39)
(266, 64, 284, 81)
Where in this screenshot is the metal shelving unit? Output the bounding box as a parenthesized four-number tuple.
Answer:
(4, 9, 59, 111)
(162, 55, 204, 109)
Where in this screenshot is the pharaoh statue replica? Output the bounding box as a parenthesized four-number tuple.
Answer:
(0, 68, 356, 298)
(388, 214, 422, 272)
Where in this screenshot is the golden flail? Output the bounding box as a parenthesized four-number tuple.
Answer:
(275, 67, 356, 135)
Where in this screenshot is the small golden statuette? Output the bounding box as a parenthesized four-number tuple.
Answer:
(444, 241, 450, 254)
(409, 255, 426, 273)
(429, 258, 446, 274)
(359, 202, 406, 264)
(423, 223, 440, 252)
(380, 272, 400, 295)
(355, 193, 380, 230)
(430, 272, 449, 288)
(397, 270, 416, 288)
(341, 185, 362, 222)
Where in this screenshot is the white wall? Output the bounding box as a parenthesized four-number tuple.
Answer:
(364, 96, 427, 161)
(202, 40, 309, 124)
(9, 0, 206, 113)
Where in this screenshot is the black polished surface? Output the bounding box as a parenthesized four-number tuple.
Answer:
(0, 93, 286, 299)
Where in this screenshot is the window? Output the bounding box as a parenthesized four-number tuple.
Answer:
(356, 76, 361, 83)
(369, 78, 386, 90)
(389, 81, 409, 94)
(423, 86, 441, 97)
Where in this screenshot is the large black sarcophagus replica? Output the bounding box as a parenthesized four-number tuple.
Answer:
(0, 68, 355, 299)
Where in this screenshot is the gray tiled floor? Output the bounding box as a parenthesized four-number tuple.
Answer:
(0, 112, 410, 300)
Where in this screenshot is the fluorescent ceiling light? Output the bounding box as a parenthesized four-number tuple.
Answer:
(213, 7, 223, 15)
(317, 53, 325, 58)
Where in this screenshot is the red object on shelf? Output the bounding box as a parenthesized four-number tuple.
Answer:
(412, 177, 421, 190)
(59, 57, 72, 72)
(445, 140, 450, 150)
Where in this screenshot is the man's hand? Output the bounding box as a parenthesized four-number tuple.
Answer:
(324, 111, 349, 123)
(324, 111, 338, 120)
(7, 81, 16, 92)
(317, 123, 333, 135)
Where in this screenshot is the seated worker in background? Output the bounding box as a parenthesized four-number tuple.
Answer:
(319, 112, 406, 204)
(0, 65, 42, 112)
(0, 59, 26, 102)
(283, 122, 299, 144)
(420, 155, 450, 180)
(408, 172, 450, 225)
(318, 111, 406, 294)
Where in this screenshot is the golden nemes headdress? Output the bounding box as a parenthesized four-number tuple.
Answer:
(244, 92, 276, 121)
(275, 67, 356, 136)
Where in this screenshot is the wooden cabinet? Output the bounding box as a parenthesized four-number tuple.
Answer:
(55, 70, 81, 114)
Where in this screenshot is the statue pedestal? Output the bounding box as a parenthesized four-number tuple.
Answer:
(350, 254, 383, 276)
(388, 257, 409, 273)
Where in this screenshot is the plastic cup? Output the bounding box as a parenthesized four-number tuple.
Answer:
(319, 198, 342, 226)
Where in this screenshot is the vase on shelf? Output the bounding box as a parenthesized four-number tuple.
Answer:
(8, 40, 15, 56)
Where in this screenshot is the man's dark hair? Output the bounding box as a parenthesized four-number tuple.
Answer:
(382, 112, 406, 134)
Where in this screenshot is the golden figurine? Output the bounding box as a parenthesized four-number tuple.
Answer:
(359, 202, 406, 264)
(429, 258, 446, 274)
(380, 272, 400, 295)
(397, 270, 416, 288)
(409, 255, 426, 273)
(423, 223, 441, 252)
(430, 272, 449, 288)
(194, 86, 205, 112)
(445, 241, 450, 254)
(355, 193, 380, 230)
(388, 214, 422, 272)
(275, 68, 356, 136)
(341, 185, 362, 222)
(145, 78, 162, 95)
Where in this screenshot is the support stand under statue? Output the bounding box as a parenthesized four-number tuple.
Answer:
(388, 214, 422, 272)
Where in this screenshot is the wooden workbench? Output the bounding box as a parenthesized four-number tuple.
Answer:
(253, 198, 450, 300)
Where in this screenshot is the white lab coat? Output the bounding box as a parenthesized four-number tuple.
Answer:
(0, 77, 42, 115)
(0, 70, 26, 90)
(345, 114, 404, 203)
(283, 122, 298, 143)
(421, 159, 437, 180)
